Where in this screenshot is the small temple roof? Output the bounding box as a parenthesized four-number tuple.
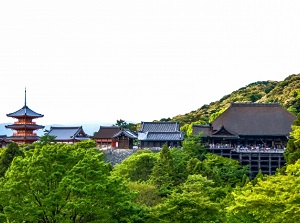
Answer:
(138, 121, 184, 141)
(47, 126, 90, 141)
(139, 122, 180, 132)
(92, 126, 121, 139)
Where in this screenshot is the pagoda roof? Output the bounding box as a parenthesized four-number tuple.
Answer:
(6, 135, 40, 141)
(5, 124, 44, 130)
(7, 105, 44, 118)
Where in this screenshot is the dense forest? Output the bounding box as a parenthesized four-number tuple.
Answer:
(0, 73, 299, 222)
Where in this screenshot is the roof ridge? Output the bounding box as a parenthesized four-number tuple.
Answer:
(231, 102, 280, 107)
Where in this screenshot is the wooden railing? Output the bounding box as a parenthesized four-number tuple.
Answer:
(14, 121, 36, 125)
(208, 145, 285, 153)
(13, 133, 37, 136)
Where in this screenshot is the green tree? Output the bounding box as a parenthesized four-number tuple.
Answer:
(38, 134, 56, 144)
(0, 142, 24, 177)
(148, 175, 226, 223)
(187, 157, 203, 175)
(209, 107, 227, 123)
(251, 169, 264, 186)
(226, 160, 300, 223)
(284, 113, 300, 164)
(200, 153, 249, 187)
(128, 182, 161, 207)
(0, 143, 141, 222)
(114, 119, 138, 132)
(169, 148, 189, 186)
(180, 120, 207, 137)
(113, 150, 158, 182)
(182, 134, 207, 161)
(75, 139, 97, 149)
(150, 144, 174, 196)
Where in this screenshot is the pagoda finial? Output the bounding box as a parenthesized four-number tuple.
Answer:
(25, 87, 27, 107)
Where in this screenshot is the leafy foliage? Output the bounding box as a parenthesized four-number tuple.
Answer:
(182, 134, 207, 161)
(0, 142, 24, 177)
(285, 113, 300, 164)
(196, 153, 249, 187)
(148, 175, 227, 223)
(0, 143, 141, 222)
(114, 119, 138, 132)
(226, 160, 300, 222)
(113, 150, 158, 182)
(150, 144, 174, 196)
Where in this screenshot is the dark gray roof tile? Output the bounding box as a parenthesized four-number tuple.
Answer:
(7, 106, 44, 118)
(139, 122, 180, 132)
(92, 126, 120, 139)
(138, 132, 184, 141)
(193, 103, 296, 137)
(47, 126, 89, 141)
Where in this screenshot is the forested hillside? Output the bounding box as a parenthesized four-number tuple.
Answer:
(170, 73, 300, 126)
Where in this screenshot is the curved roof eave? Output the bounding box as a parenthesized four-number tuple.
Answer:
(6, 106, 44, 118)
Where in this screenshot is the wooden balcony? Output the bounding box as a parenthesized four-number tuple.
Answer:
(13, 133, 37, 137)
(208, 145, 285, 154)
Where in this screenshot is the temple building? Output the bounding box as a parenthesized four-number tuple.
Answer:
(92, 126, 121, 148)
(5, 89, 44, 144)
(193, 102, 296, 178)
(92, 126, 137, 149)
(46, 126, 90, 143)
(138, 122, 185, 148)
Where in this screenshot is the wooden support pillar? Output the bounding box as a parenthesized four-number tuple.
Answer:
(269, 154, 272, 175)
(278, 156, 281, 168)
(258, 153, 261, 171)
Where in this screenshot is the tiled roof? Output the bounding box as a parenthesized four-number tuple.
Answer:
(5, 124, 44, 130)
(6, 105, 44, 118)
(193, 125, 212, 137)
(138, 132, 184, 141)
(193, 103, 296, 137)
(47, 126, 89, 141)
(139, 122, 180, 132)
(113, 129, 137, 139)
(0, 135, 10, 143)
(92, 126, 120, 139)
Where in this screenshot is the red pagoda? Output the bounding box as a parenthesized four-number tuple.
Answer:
(5, 89, 44, 144)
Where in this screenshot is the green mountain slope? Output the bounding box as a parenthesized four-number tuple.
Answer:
(170, 73, 300, 126)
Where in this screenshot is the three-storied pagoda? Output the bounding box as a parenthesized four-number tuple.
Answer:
(5, 89, 44, 144)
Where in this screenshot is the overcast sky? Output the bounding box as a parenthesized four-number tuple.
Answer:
(0, 1, 299, 126)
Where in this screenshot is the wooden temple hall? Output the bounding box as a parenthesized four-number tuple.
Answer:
(193, 103, 296, 178)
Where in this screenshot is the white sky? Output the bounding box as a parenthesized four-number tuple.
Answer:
(0, 1, 299, 126)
